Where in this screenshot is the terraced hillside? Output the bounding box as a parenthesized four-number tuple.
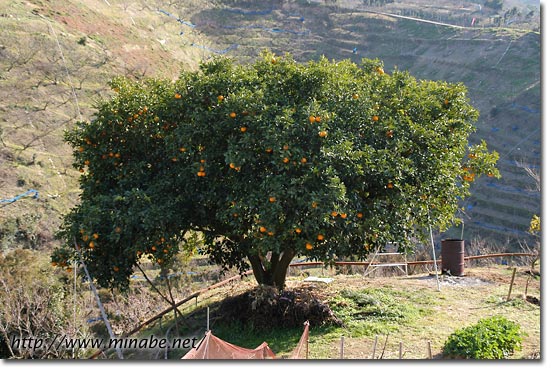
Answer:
(0, 0, 540, 253)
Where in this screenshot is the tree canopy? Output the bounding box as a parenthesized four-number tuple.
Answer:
(54, 52, 500, 290)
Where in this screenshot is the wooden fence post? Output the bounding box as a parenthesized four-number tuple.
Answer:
(427, 341, 432, 359)
(340, 335, 345, 359)
(372, 335, 378, 359)
(507, 267, 517, 301)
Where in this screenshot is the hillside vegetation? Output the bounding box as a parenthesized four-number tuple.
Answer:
(1, 0, 540, 255)
(0, 0, 541, 360)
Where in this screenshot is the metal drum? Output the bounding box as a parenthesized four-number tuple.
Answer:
(441, 239, 465, 276)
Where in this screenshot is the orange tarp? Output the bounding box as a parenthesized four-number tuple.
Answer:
(181, 331, 276, 359)
(182, 321, 309, 360)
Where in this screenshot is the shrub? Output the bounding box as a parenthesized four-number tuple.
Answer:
(443, 316, 523, 359)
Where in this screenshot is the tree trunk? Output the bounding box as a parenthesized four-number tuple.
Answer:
(247, 248, 295, 290)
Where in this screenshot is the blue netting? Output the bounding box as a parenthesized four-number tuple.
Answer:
(0, 189, 39, 205)
(225, 8, 274, 16)
(190, 42, 239, 54)
(485, 182, 539, 199)
(472, 221, 529, 236)
(221, 24, 310, 36)
(511, 102, 540, 114)
(157, 9, 196, 28)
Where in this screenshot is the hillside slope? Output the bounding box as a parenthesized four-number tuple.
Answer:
(0, 0, 541, 252)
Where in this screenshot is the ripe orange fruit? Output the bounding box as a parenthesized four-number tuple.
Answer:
(157, 258, 163, 265)
(179, 147, 187, 152)
(218, 95, 224, 102)
(301, 157, 307, 164)
(113, 266, 120, 272)
(340, 213, 347, 219)
(89, 241, 95, 249)
(200, 159, 206, 163)
(267, 231, 274, 236)
(312, 202, 318, 208)
(259, 226, 267, 233)
(229, 112, 237, 118)
(78, 147, 84, 153)
(357, 212, 363, 218)
(197, 171, 206, 177)
(372, 115, 379, 122)
(331, 211, 338, 217)
(269, 196, 276, 203)
(240, 126, 247, 133)
(66, 267, 73, 273)
(151, 246, 157, 251)
(309, 115, 316, 123)
(115, 227, 122, 233)
(93, 233, 99, 239)
(283, 157, 290, 164)
(283, 144, 289, 150)
(318, 131, 327, 138)
(84, 160, 90, 166)
(174, 93, 181, 99)
(305, 243, 313, 250)
(230, 163, 236, 169)
(487, 172, 494, 178)
(233, 213, 238, 217)
(51, 261, 57, 267)
(387, 182, 394, 189)
(265, 148, 273, 153)
(295, 228, 302, 234)
(171, 157, 178, 162)
(235, 166, 240, 172)
(444, 99, 449, 105)
(82, 234, 89, 241)
(315, 116, 321, 123)
(317, 234, 324, 241)
(352, 93, 359, 99)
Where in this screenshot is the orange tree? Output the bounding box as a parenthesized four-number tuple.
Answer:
(54, 52, 500, 290)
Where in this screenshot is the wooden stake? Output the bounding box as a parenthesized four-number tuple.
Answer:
(340, 335, 345, 359)
(399, 342, 403, 359)
(380, 334, 389, 359)
(507, 267, 517, 301)
(372, 335, 378, 359)
(427, 341, 432, 359)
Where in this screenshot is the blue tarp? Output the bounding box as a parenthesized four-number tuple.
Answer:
(0, 189, 39, 204)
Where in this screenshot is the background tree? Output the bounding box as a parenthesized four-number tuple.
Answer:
(54, 52, 500, 290)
